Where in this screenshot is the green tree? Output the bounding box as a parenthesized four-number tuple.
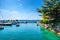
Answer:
(38, 0, 60, 28)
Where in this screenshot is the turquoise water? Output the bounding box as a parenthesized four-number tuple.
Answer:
(0, 23, 60, 40)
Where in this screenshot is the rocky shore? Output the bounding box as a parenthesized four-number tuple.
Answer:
(38, 23, 60, 35)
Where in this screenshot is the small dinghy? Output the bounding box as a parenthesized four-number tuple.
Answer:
(16, 22, 20, 27)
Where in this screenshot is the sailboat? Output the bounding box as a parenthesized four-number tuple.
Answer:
(0, 11, 12, 26)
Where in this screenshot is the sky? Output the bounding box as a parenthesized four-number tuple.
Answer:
(0, 0, 44, 20)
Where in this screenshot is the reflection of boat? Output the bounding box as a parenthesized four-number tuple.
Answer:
(0, 26, 4, 29)
(37, 22, 39, 26)
(16, 20, 20, 26)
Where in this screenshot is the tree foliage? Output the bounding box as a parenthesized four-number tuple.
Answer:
(38, 0, 60, 23)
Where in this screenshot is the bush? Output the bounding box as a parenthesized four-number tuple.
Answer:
(40, 19, 50, 24)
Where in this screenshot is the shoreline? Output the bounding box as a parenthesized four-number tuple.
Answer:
(38, 23, 60, 35)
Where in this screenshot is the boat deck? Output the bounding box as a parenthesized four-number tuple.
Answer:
(0, 22, 12, 26)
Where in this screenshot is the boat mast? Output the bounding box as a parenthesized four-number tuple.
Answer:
(0, 11, 3, 20)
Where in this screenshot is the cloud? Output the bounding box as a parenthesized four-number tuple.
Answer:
(18, 0, 21, 2)
(0, 9, 21, 20)
(0, 9, 41, 20)
(20, 3, 23, 6)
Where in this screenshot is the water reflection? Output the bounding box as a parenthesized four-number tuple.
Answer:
(0, 23, 60, 40)
(0, 28, 4, 30)
(40, 27, 60, 40)
(0, 25, 12, 31)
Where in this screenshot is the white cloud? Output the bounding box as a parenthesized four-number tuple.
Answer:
(20, 3, 23, 6)
(0, 9, 21, 20)
(0, 9, 41, 20)
(18, 0, 21, 1)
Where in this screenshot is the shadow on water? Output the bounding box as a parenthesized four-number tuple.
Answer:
(0, 28, 4, 30)
(40, 26, 60, 40)
(0, 25, 13, 31)
(16, 25, 20, 27)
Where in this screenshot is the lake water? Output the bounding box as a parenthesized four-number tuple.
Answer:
(0, 23, 60, 40)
